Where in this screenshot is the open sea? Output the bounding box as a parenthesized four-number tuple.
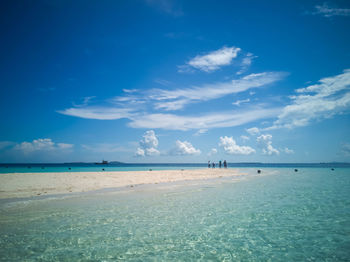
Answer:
(0, 166, 350, 261)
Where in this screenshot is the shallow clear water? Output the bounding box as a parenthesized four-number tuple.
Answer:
(0, 168, 349, 261)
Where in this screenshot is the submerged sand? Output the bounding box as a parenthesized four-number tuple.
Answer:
(0, 169, 245, 199)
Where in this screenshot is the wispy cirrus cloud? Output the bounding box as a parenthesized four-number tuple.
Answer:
(57, 107, 136, 120)
(57, 45, 287, 131)
(268, 69, 350, 129)
(237, 53, 257, 75)
(58, 71, 285, 123)
(128, 107, 281, 131)
(179, 46, 241, 73)
(122, 89, 139, 93)
(232, 98, 250, 106)
(153, 98, 191, 111)
(194, 129, 208, 136)
(146, 0, 183, 17)
(312, 2, 350, 17)
(150, 71, 286, 110)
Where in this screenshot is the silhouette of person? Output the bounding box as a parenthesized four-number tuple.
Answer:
(223, 160, 227, 168)
(219, 160, 222, 168)
(208, 161, 211, 168)
(212, 162, 215, 168)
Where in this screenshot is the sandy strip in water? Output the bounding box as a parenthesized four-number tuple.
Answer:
(0, 169, 246, 199)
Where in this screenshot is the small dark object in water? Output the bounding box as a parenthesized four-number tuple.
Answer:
(41, 167, 44, 169)
(102, 168, 105, 171)
(294, 169, 298, 172)
(5, 166, 8, 168)
(149, 169, 152, 171)
(331, 168, 335, 171)
(28, 166, 31, 169)
(68, 167, 71, 170)
(257, 169, 261, 174)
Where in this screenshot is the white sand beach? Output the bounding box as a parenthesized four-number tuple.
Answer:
(0, 169, 245, 199)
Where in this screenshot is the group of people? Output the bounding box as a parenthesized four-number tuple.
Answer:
(208, 160, 227, 168)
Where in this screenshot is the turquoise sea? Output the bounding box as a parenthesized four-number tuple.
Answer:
(0, 167, 349, 261)
(1, 162, 349, 173)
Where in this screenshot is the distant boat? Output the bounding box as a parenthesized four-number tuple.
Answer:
(95, 160, 109, 165)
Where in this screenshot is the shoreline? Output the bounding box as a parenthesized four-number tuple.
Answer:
(0, 168, 246, 199)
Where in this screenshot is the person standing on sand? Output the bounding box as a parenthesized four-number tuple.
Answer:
(212, 162, 215, 168)
(208, 161, 211, 168)
(223, 160, 227, 168)
(219, 160, 222, 168)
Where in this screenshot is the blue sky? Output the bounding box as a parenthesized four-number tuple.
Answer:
(1, 0, 350, 163)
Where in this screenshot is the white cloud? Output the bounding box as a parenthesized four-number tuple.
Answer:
(342, 143, 350, 155)
(232, 98, 250, 106)
(129, 107, 280, 130)
(135, 148, 145, 157)
(57, 143, 74, 150)
(146, 0, 183, 16)
(246, 127, 260, 136)
(171, 140, 201, 155)
(313, 3, 350, 17)
(208, 148, 218, 156)
(269, 69, 350, 129)
(240, 135, 250, 141)
(219, 136, 255, 155)
(237, 53, 257, 75)
(194, 129, 208, 136)
(140, 130, 158, 148)
(57, 107, 135, 120)
(154, 79, 173, 86)
(0, 141, 15, 150)
(14, 138, 74, 154)
(256, 134, 279, 155)
(284, 147, 294, 154)
(154, 99, 191, 111)
(181, 46, 241, 72)
(58, 71, 285, 122)
(151, 71, 285, 110)
(145, 147, 160, 156)
(135, 130, 160, 157)
(122, 89, 139, 93)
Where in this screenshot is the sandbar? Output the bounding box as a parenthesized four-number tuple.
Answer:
(0, 169, 246, 199)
